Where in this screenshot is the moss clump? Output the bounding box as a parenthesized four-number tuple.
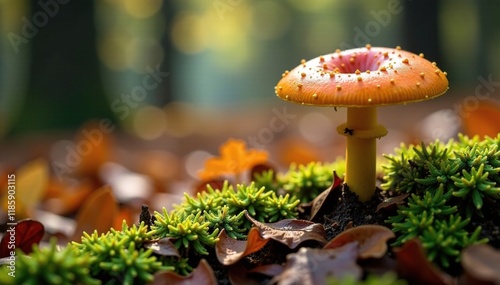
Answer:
(152, 181, 300, 257)
(276, 161, 345, 203)
(382, 134, 497, 268)
(0, 238, 99, 285)
(72, 221, 170, 284)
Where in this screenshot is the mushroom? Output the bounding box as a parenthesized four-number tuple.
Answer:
(274, 45, 449, 201)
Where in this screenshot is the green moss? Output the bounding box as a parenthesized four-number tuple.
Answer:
(0, 238, 99, 285)
(152, 181, 300, 257)
(278, 161, 344, 203)
(382, 134, 496, 268)
(72, 221, 170, 284)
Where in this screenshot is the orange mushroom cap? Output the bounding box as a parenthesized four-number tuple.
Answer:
(275, 46, 449, 107)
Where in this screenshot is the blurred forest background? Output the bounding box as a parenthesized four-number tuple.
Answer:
(1, 0, 499, 148)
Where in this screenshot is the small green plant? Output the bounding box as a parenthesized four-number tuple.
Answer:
(152, 181, 300, 257)
(0, 238, 99, 285)
(72, 221, 170, 284)
(383, 134, 496, 268)
(278, 161, 344, 203)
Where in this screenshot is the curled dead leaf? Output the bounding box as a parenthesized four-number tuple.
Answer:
(323, 225, 395, 259)
(309, 172, 343, 222)
(150, 259, 217, 285)
(461, 244, 500, 285)
(270, 242, 362, 285)
(216, 228, 269, 266)
(144, 238, 180, 258)
(376, 193, 410, 212)
(245, 211, 326, 249)
(394, 239, 454, 285)
(71, 185, 118, 241)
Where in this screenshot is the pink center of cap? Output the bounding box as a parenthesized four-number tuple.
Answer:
(323, 49, 388, 73)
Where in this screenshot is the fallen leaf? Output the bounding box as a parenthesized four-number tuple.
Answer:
(461, 244, 500, 284)
(276, 138, 321, 166)
(0, 219, 44, 257)
(150, 259, 217, 285)
(394, 239, 454, 285)
(323, 225, 395, 259)
(195, 179, 226, 195)
(144, 238, 180, 257)
(42, 179, 93, 216)
(245, 211, 326, 249)
(227, 262, 264, 285)
(71, 185, 118, 241)
(1, 158, 49, 218)
(74, 121, 113, 177)
(198, 139, 268, 180)
(462, 100, 500, 138)
(270, 243, 362, 285)
(248, 264, 284, 277)
(250, 163, 276, 181)
(216, 228, 269, 266)
(309, 172, 343, 222)
(376, 193, 410, 212)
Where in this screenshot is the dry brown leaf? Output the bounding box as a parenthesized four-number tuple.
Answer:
(150, 259, 217, 285)
(245, 211, 326, 249)
(71, 185, 118, 241)
(376, 193, 410, 212)
(323, 225, 395, 259)
(309, 172, 343, 222)
(227, 262, 264, 285)
(248, 264, 284, 277)
(216, 228, 269, 266)
(394, 239, 454, 285)
(270, 242, 362, 285)
(461, 244, 500, 284)
(144, 238, 180, 257)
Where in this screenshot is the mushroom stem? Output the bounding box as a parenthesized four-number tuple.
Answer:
(344, 107, 379, 201)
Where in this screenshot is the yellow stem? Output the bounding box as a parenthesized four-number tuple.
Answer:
(344, 107, 378, 201)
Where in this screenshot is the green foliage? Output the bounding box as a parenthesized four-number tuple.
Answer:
(278, 161, 344, 203)
(152, 180, 300, 257)
(383, 134, 497, 268)
(72, 221, 170, 284)
(382, 134, 500, 212)
(420, 215, 486, 268)
(0, 238, 99, 285)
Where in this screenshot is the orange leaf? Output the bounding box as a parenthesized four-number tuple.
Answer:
(1, 158, 49, 219)
(323, 225, 395, 259)
(151, 259, 217, 285)
(462, 101, 500, 138)
(199, 139, 268, 180)
(71, 185, 118, 241)
(74, 121, 114, 177)
(216, 228, 269, 266)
